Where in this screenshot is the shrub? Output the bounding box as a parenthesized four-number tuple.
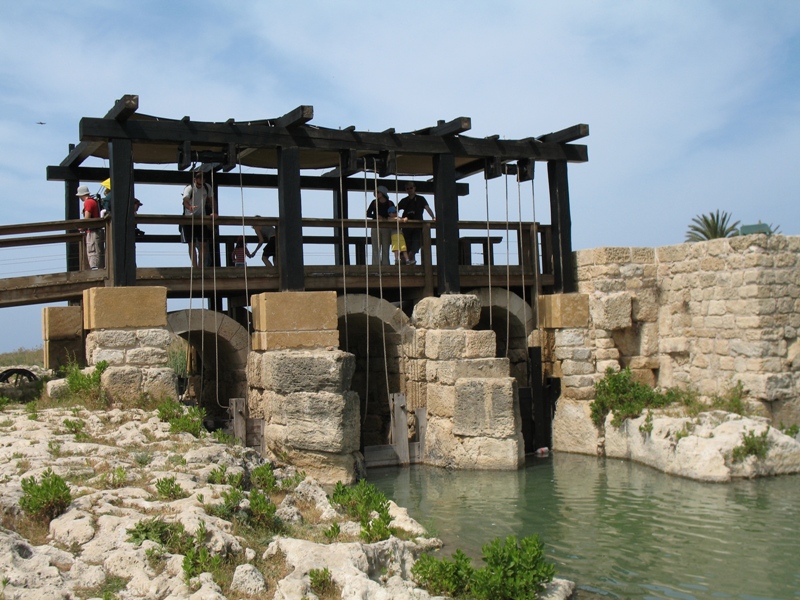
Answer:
(249, 489, 280, 531)
(323, 522, 341, 542)
(309, 567, 335, 597)
(412, 535, 555, 600)
(211, 429, 238, 445)
(711, 381, 748, 415)
(592, 367, 672, 428)
(471, 535, 555, 600)
(732, 428, 770, 462)
(65, 360, 109, 407)
(157, 399, 183, 423)
(19, 468, 72, 522)
(169, 406, 206, 438)
(127, 517, 190, 553)
(412, 549, 474, 597)
(154, 476, 188, 500)
(331, 479, 395, 542)
(250, 463, 278, 493)
(63, 417, 88, 441)
(207, 464, 228, 485)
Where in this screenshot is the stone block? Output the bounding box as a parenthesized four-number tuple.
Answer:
(126, 347, 168, 366)
(251, 291, 338, 333)
(88, 330, 137, 349)
(44, 338, 85, 371)
(412, 294, 481, 330)
(560, 359, 595, 376)
(101, 366, 142, 404)
(272, 448, 363, 486)
(425, 329, 466, 360)
(141, 368, 178, 400)
(630, 368, 656, 387)
(136, 328, 174, 349)
(42, 306, 83, 341)
(591, 292, 632, 330)
(632, 288, 659, 322)
(538, 293, 590, 329)
(83, 287, 167, 330)
(269, 390, 360, 454)
(459, 436, 525, 470)
(453, 378, 519, 438)
(552, 398, 599, 455)
(251, 330, 339, 351)
(427, 383, 456, 418)
(593, 247, 632, 265)
(465, 330, 497, 358)
(260, 349, 355, 395)
(426, 358, 509, 385)
(402, 328, 426, 358)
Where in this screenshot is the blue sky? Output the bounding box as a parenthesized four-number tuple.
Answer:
(0, 1, 798, 353)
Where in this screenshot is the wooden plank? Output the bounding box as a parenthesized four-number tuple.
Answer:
(274, 105, 314, 128)
(434, 154, 460, 294)
(415, 407, 427, 454)
(109, 138, 135, 286)
(77, 117, 590, 163)
(229, 398, 247, 444)
(60, 95, 139, 168)
(245, 418, 263, 450)
(364, 444, 401, 468)
(391, 393, 409, 466)
(277, 146, 304, 291)
(537, 124, 589, 144)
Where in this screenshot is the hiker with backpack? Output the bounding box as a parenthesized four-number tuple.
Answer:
(181, 171, 215, 268)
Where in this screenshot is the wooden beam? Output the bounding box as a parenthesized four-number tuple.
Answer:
(277, 147, 304, 291)
(273, 105, 313, 128)
(78, 118, 589, 163)
(413, 117, 471, 136)
(60, 95, 139, 168)
(434, 154, 460, 294)
(547, 161, 574, 293)
(46, 165, 471, 195)
(537, 124, 589, 144)
(109, 139, 136, 286)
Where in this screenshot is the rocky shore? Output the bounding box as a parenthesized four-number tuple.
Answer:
(0, 405, 574, 599)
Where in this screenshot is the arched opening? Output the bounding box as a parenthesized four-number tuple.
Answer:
(337, 294, 410, 451)
(167, 309, 249, 422)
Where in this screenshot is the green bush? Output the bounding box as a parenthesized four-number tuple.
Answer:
(412, 535, 555, 600)
(309, 567, 335, 597)
(19, 468, 72, 522)
(249, 489, 280, 531)
(331, 479, 395, 542)
(323, 522, 341, 542)
(592, 367, 672, 428)
(250, 463, 278, 493)
(127, 517, 190, 553)
(732, 428, 770, 462)
(168, 406, 206, 438)
(64, 360, 109, 407)
(154, 476, 188, 500)
(711, 381, 748, 415)
(157, 399, 183, 423)
(412, 549, 474, 597)
(207, 464, 228, 485)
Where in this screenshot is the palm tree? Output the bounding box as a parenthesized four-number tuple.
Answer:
(685, 210, 740, 242)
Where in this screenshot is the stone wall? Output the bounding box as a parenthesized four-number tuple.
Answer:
(409, 295, 525, 470)
(553, 235, 800, 453)
(81, 287, 177, 403)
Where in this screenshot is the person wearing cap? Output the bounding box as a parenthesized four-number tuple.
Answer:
(387, 206, 410, 265)
(397, 182, 435, 265)
(182, 171, 215, 268)
(366, 185, 395, 266)
(77, 185, 102, 270)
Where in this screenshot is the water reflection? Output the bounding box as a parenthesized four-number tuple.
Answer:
(369, 453, 800, 600)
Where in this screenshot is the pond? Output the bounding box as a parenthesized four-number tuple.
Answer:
(369, 453, 800, 600)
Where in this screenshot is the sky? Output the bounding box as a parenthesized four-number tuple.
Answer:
(0, 0, 798, 353)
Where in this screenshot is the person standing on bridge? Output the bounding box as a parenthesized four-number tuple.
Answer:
(366, 185, 394, 266)
(247, 217, 276, 267)
(77, 185, 101, 270)
(182, 171, 214, 268)
(397, 182, 435, 265)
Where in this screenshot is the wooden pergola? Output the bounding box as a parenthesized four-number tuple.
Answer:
(47, 94, 588, 296)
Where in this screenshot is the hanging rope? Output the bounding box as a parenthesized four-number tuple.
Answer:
(209, 167, 224, 409)
(504, 169, 511, 359)
(338, 154, 350, 353)
(237, 154, 252, 351)
(362, 166, 371, 425)
(516, 165, 529, 344)
(484, 177, 493, 331)
(393, 172, 402, 309)
(372, 161, 392, 410)
(185, 165, 197, 401)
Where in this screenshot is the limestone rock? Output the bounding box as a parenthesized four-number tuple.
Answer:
(412, 294, 481, 329)
(230, 563, 267, 595)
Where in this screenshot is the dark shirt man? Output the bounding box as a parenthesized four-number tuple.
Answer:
(397, 182, 435, 264)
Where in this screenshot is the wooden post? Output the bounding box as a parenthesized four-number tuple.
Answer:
(547, 160, 574, 293)
(229, 397, 247, 444)
(391, 393, 410, 466)
(64, 159, 80, 273)
(332, 187, 350, 266)
(277, 146, 304, 290)
(422, 223, 434, 297)
(109, 138, 135, 286)
(434, 153, 459, 294)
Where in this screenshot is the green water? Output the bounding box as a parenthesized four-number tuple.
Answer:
(369, 453, 800, 599)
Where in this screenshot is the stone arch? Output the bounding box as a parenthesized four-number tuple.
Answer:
(167, 309, 249, 420)
(466, 288, 535, 386)
(336, 294, 412, 449)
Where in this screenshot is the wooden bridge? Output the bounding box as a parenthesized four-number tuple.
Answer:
(1, 94, 587, 316)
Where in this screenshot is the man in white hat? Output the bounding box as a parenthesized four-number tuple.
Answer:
(77, 185, 101, 270)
